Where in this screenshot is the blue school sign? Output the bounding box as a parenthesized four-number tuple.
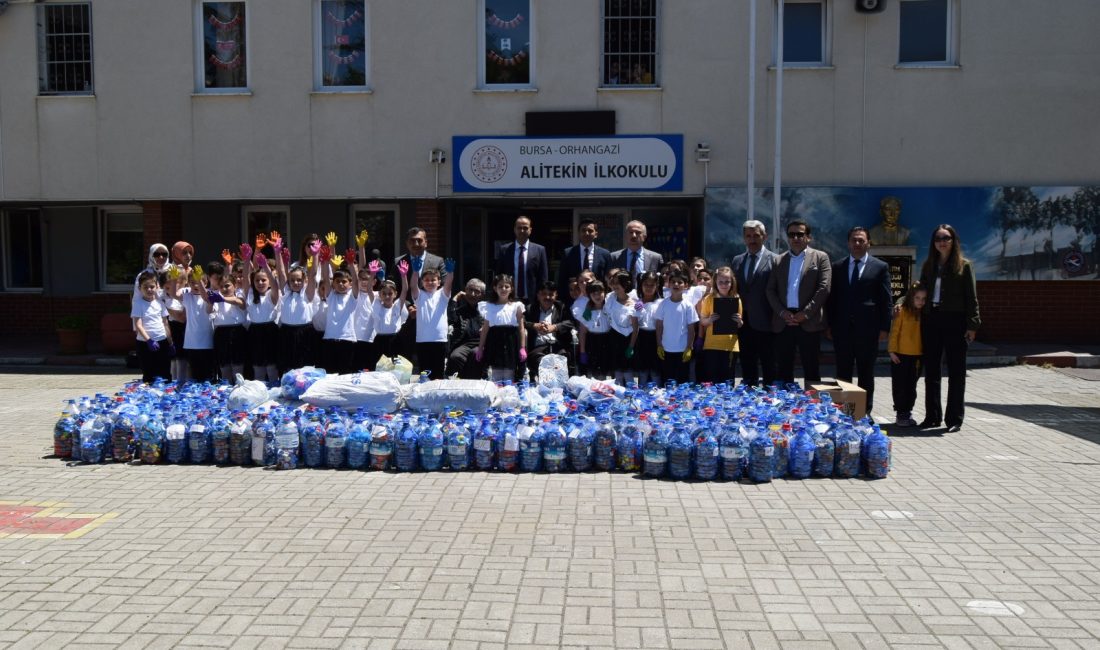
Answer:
(452, 134, 683, 193)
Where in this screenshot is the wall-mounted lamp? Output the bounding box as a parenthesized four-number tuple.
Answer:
(695, 142, 711, 163)
(429, 148, 447, 165)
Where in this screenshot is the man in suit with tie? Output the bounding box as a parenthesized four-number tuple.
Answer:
(611, 220, 664, 282)
(826, 226, 892, 413)
(731, 220, 779, 386)
(494, 215, 548, 305)
(395, 226, 446, 368)
(766, 220, 832, 387)
(557, 219, 611, 310)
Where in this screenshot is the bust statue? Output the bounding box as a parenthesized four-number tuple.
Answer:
(869, 196, 911, 246)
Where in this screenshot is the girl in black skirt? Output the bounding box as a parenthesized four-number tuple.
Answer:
(241, 247, 281, 383)
(576, 281, 613, 380)
(476, 274, 527, 383)
(273, 243, 319, 374)
(606, 271, 640, 386)
(632, 271, 664, 387)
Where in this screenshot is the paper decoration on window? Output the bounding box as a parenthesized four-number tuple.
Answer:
(207, 12, 242, 29)
(487, 50, 527, 66)
(216, 39, 237, 53)
(208, 53, 243, 69)
(327, 50, 362, 65)
(326, 9, 362, 27)
(486, 12, 524, 29)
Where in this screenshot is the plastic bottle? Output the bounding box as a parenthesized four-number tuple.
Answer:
(188, 414, 211, 464)
(370, 416, 394, 471)
(616, 416, 644, 472)
(498, 416, 520, 472)
(346, 410, 371, 470)
(446, 416, 472, 471)
(299, 410, 325, 468)
(787, 424, 815, 479)
(769, 422, 790, 479)
(165, 411, 188, 464)
(833, 426, 861, 478)
(747, 428, 774, 483)
(863, 427, 891, 479)
(111, 405, 137, 462)
(667, 419, 694, 480)
(251, 409, 276, 466)
(593, 416, 617, 472)
(566, 416, 594, 472)
(393, 417, 419, 472)
(518, 418, 543, 472)
(138, 412, 166, 464)
(693, 420, 719, 481)
(53, 400, 79, 459)
(718, 422, 748, 481)
(642, 419, 669, 478)
(474, 417, 498, 471)
(418, 417, 445, 471)
(541, 415, 566, 473)
(229, 412, 252, 466)
(210, 413, 232, 465)
(324, 414, 348, 469)
(275, 414, 300, 470)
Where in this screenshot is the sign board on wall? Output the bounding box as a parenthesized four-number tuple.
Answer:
(453, 135, 683, 192)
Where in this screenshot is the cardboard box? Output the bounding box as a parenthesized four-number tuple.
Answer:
(809, 380, 867, 420)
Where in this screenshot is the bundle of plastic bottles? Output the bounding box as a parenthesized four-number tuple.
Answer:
(52, 379, 892, 481)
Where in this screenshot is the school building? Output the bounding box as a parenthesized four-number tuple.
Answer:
(0, 0, 1097, 342)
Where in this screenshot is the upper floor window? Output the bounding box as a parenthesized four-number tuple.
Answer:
(37, 3, 94, 95)
(899, 0, 957, 65)
(1, 210, 44, 291)
(479, 0, 534, 88)
(197, 1, 248, 91)
(315, 0, 369, 90)
(775, 0, 830, 67)
(602, 0, 658, 87)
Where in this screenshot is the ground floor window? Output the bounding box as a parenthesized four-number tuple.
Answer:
(2, 209, 44, 290)
(350, 204, 398, 269)
(243, 205, 290, 261)
(100, 208, 143, 291)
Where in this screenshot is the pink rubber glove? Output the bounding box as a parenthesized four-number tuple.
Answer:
(368, 260, 381, 274)
(474, 347, 483, 362)
(280, 247, 291, 267)
(239, 243, 253, 261)
(519, 348, 527, 362)
(397, 259, 409, 276)
(309, 240, 322, 255)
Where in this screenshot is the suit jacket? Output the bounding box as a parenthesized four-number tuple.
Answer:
(524, 300, 575, 350)
(557, 243, 611, 292)
(494, 241, 548, 302)
(394, 251, 445, 299)
(447, 297, 484, 348)
(765, 247, 832, 333)
(826, 254, 892, 339)
(731, 247, 779, 332)
(610, 247, 663, 278)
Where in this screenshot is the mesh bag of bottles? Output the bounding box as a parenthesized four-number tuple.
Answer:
(280, 366, 327, 400)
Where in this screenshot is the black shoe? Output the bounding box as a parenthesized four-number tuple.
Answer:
(917, 419, 941, 429)
(946, 424, 961, 433)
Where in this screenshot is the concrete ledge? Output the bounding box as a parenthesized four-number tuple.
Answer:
(1017, 353, 1100, 369)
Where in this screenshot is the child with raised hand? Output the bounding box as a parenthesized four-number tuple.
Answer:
(576, 281, 613, 380)
(889, 283, 927, 428)
(407, 254, 454, 380)
(240, 241, 281, 382)
(365, 259, 408, 370)
(272, 230, 319, 374)
(167, 241, 195, 380)
(686, 267, 712, 307)
(132, 270, 174, 383)
(211, 268, 248, 382)
(695, 266, 743, 385)
(606, 271, 640, 386)
(475, 274, 527, 383)
(174, 266, 216, 383)
(654, 272, 698, 385)
(569, 269, 597, 321)
(318, 232, 360, 375)
(631, 271, 663, 386)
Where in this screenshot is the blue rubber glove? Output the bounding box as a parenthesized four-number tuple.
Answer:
(444, 258, 456, 273)
(376, 269, 386, 282)
(207, 290, 225, 304)
(411, 256, 424, 273)
(166, 342, 177, 357)
(147, 339, 160, 352)
(579, 352, 589, 365)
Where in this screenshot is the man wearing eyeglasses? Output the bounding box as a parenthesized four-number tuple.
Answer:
(765, 220, 832, 387)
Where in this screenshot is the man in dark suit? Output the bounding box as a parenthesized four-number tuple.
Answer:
(611, 220, 664, 282)
(557, 218, 611, 310)
(524, 281, 575, 382)
(765, 220, 832, 387)
(493, 215, 548, 304)
(731, 220, 779, 386)
(395, 226, 446, 367)
(826, 226, 892, 413)
(446, 278, 487, 379)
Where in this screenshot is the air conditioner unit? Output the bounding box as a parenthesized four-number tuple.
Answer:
(856, 0, 886, 13)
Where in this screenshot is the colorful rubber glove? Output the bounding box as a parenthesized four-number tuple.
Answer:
(309, 240, 322, 255)
(368, 260, 381, 274)
(207, 290, 225, 304)
(221, 249, 233, 265)
(319, 245, 332, 263)
(306, 257, 314, 270)
(519, 348, 527, 362)
(167, 265, 181, 281)
(411, 256, 423, 273)
(191, 265, 204, 281)
(474, 347, 484, 362)
(397, 259, 409, 276)
(633, 301, 644, 312)
(345, 248, 357, 265)
(147, 339, 160, 352)
(657, 346, 665, 360)
(356, 230, 369, 248)
(268, 230, 282, 249)
(444, 258, 456, 273)
(255, 253, 269, 269)
(376, 269, 386, 282)
(331, 255, 344, 268)
(683, 348, 693, 363)
(579, 352, 589, 365)
(582, 307, 592, 321)
(255, 233, 268, 250)
(280, 247, 291, 268)
(239, 243, 253, 261)
(325, 231, 338, 247)
(166, 342, 177, 356)
(693, 335, 705, 351)
(624, 347, 635, 359)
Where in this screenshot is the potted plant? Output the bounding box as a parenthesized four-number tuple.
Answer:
(56, 315, 91, 355)
(101, 307, 135, 354)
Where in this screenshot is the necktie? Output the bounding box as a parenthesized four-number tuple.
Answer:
(850, 258, 861, 286)
(582, 247, 590, 271)
(746, 253, 757, 284)
(517, 244, 527, 299)
(849, 258, 861, 312)
(628, 250, 637, 277)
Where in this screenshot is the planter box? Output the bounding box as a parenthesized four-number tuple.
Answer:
(101, 313, 134, 355)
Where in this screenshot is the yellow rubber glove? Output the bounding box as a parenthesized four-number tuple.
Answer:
(191, 265, 204, 281)
(656, 345, 665, 360)
(683, 348, 693, 363)
(325, 231, 338, 247)
(331, 255, 344, 268)
(306, 257, 314, 270)
(356, 230, 369, 248)
(167, 265, 181, 281)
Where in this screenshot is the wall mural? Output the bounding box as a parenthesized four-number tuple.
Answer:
(704, 186, 1100, 281)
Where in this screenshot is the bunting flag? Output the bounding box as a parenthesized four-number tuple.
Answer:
(207, 12, 242, 29)
(327, 49, 362, 65)
(486, 12, 524, 29)
(208, 53, 243, 70)
(215, 39, 237, 53)
(487, 50, 527, 66)
(326, 9, 362, 27)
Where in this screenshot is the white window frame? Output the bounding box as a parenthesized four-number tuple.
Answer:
(897, 0, 959, 67)
(1, 209, 45, 292)
(241, 205, 291, 258)
(773, 0, 832, 68)
(36, 2, 95, 96)
(313, 0, 371, 92)
(99, 206, 144, 292)
(194, 0, 251, 94)
(600, 0, 661, 88)
(477, 0, 536, 90)
(348, 203, 400, 262)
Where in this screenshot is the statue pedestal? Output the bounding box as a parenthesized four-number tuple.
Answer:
(875, 246, 918, 302)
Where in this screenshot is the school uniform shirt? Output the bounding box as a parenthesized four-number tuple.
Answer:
(371, 300, 408, 335)
(685, 285, 709, 308)
(165, 295, 185, 323)
(415, 289, 449, 343)
(354, 294, 377, 343)
(570, 296, 589, 322)
(278, 289, 316, 327)
(478, 301, 525, 327)
(322, 292, 357, 342)
(131, 296, 168, 342)
(212, 290, 248, 328)
(634, 298, 663, 331)
(655, 298, 699, 353)
(181, 289, 214, 350)
(246, 288, 278, 325)
(575, 301, 611, 334)
(605, 294, 636, 337)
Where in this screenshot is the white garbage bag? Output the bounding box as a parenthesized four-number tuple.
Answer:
(301, 372, 403, 412)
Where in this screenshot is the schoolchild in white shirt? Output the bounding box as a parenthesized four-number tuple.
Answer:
(272, 236, 319, 374)
(654, 272, 699, 385)
(631, 271, 664, 387)
(237, 242, 281, 383)
(131, 270, 174, 384)
(318, 234, 359, 375)
(475, 274, 527, 383)
(576, 281, 613, 380)
(605, 271, 640, 386)
(174, 267, 216, 383)
(407, 256, 455, 381)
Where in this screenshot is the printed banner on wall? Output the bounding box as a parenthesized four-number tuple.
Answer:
(704, 186, 1100, 281)
(453, 135, 683, 192)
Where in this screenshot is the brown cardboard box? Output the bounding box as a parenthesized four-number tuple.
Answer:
(809, 380, 867, 420)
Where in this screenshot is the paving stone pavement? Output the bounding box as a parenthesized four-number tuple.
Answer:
(0, 365, 1098, 649)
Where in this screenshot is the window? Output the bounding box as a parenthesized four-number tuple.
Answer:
(899, 0, 955, 65)
(243, 206, 289, 261)
(350, 204, 398, 270)
(2, 210, 44, 290)
(36, 3, 93, 95)
(100, 209, 143, 291)
(315, 0, 368, 90)
(197, 1, 248, 90)
(602, 0, 658, 87)
(479, 0, 533, 87)
(775, 0, 829, 66)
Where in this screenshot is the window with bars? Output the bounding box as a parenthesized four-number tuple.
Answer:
(602, 0, 658, 87)
(36, 3, 94, 95)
